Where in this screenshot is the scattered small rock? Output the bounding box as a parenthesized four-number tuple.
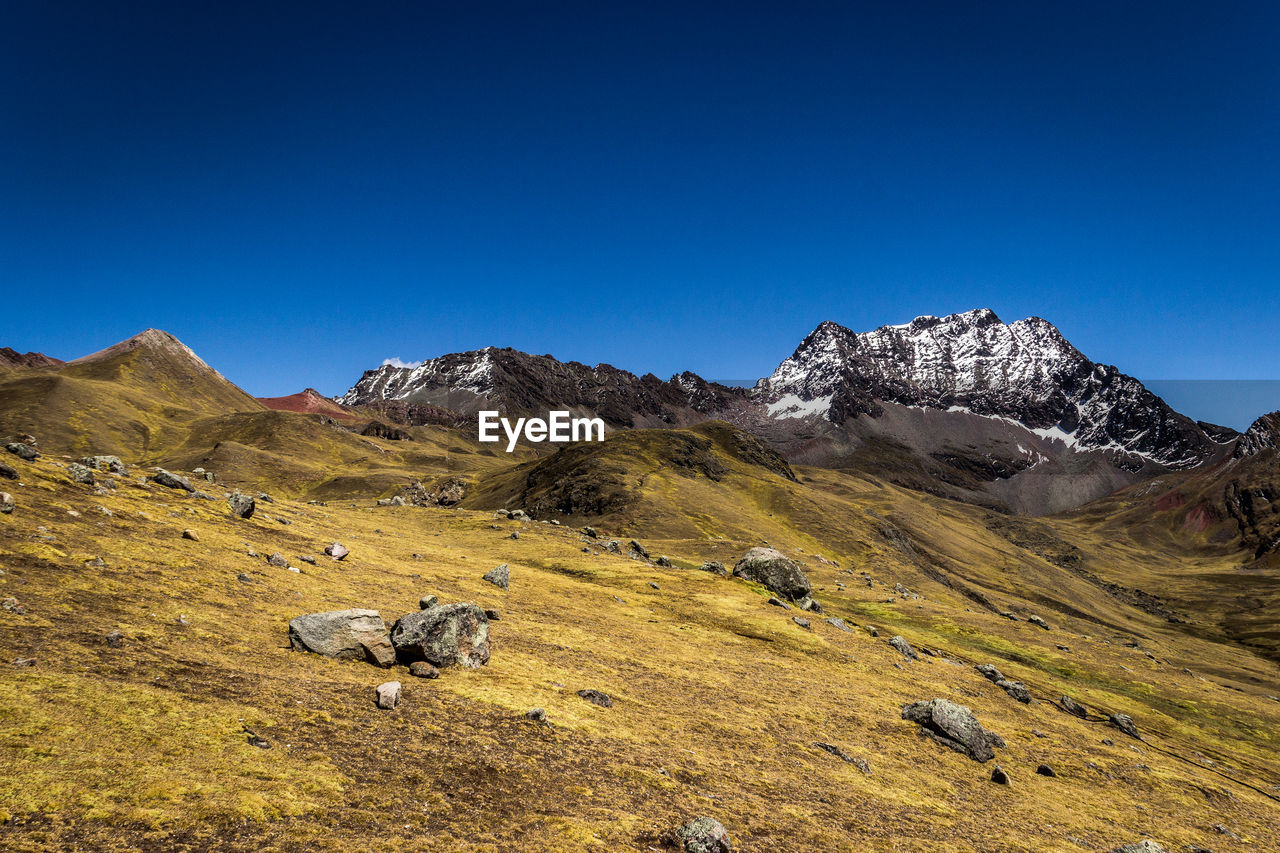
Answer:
(298, 555, 317, 565)
(767, 597, 791, 610)
(1036, 764, 1057, 777)
(1028, 614, 1051, 630)
(375, 681, 402, 709)
(901, 698, 1005, 762)
(525, 707, 550, 725)
(990, 764, 1011, 785)
(510, 531, 521, 540)
(793, 616, 811, 628)
(182, 529, 200, 541)
(267, 552, 288, 567)
(814, 742, 855, 762)
(152, 469, 195, 492)
(577, 688, 612, 708)
(0, 492, 14, 514)
(1059, 694, 1089, 718)
(325, 542, 349, 561)
(105, 630, 124, 648)
(1107, 842, 1166, 853)
(866, 625, 879, 637)
(889, 635, 919, 661)
(483, 563, 510, 590)
(975, 663, 1005, 683)
(228, 492, 255, 519)
(246, 732, 271, 749)
(13, 657, 36, 667)
(0, 462, 17, 480)
(484, 608, 501, 621)
(824, 617, 854, 632)
(4, 442, 38, 461)
(237, 572, 253, 583)
(995, 679, 1032, 704)
(67, 462, 95, 485)
(648, 581, 660, 590)
(581, 526, 597, 538)
(408, 661, 439, 679)
(674, 816, 732, 853)
(628, 540, 650, 560)
(419, 595, 439, 610)
(1109, 712, 1141, 739)
(698, 561, 727, 576)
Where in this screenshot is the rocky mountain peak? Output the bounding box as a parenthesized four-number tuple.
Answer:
(1236, 411, 1280, 457)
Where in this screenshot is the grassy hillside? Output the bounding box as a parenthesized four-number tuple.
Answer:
(1, 439, 1277, 851)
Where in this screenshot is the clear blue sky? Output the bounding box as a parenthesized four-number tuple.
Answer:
(3, 1, 1279, 400)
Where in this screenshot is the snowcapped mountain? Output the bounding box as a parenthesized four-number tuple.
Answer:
(1236, 411, 1280, 457)
(338, 347, 747, 427)
(757, 309, 1215, 469)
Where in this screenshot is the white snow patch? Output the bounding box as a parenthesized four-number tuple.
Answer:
(767, 394, 833, 419)
(381, 357, 424, 369)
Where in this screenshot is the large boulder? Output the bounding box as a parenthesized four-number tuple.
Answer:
(288, 609, 396, 667)
(674, 816, 732, 853)
(228, 491, 255, 519)
(152, 469, 195, 492)
(732, 547, 813, 609)
(391, 603, 490, 668)
(4, 443, 38, 461)
(79, 455, 127, 474)
(902, 698, 1006, 762)
(482, 563, 510, 590)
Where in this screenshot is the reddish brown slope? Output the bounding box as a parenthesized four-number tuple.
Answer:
(257, 387, 362, 422)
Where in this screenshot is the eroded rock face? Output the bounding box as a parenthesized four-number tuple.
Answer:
(674, 816, 732, 853)
(391, 603, 490, 668)
(288, 609, 396, 667)
(902, 698, 1006, 762)
(732, 547, 813, 608)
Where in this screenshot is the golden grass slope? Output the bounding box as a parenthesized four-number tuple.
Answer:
(0, 439, 1277, 851)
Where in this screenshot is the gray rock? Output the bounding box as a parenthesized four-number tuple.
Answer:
(267, 552, 288, 567)
(525, 707, 549, 725)
(825, 617, 854, 632)
(577, 688, 612, 708)
(733, 547, 813, 608)
(391, 603, 490, 668)
(975, 663, 1005, 683)
(298, 555, 317, 565)
(1109, 712, 1141, 739)
(889, 635, 919, 661)
(79, 455, 127, 474)
(257, 493, 275, 503)
(656, 555, 671, 567)
(0, 461, 17, 480)
(105, 630, 124, 648)
(508, 509, 529, 521)
(483, 608, 501, 621)
(866, 625, 879, 637)
(605, 539, 622, 554)
(648, 581, 660, 590)
(1027, 614, 1051, 630)
(375, 681, 402, 709)
(674, 816, 732, 853)
(902, 698, 1006, 762)
(509, 531, 520, 540)
(191, 491, 215, 500)
(228, 492, 255, 519)
(324, 542, 349, 560)
(698, 561, 727, 576)
(767, 597, 791, 610)
(4, 443, 38, 461)
(483, 563, 510, 590)
(152, 469, 195, 491)
(628, 539, 650, 560)
(0, 492, 13, 514)
(288, 609, 396, 667)
(995, 679, 1032, 703)
(793, 616, 811, 628)
(1036, 763, 1057, 777)
(408, 661, 439, 678)
(991, 764, 1011, 785)
(419, 595, 438, 610)
(1059, 694, 1089, 718)
(67, 463, 95, 485)
(814, 742, 856, 762)
(1107, 843, 1166, 853)
(581, 526, 597, 538)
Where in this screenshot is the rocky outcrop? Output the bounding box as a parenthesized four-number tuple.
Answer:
(390, 603, 490, 668)
(732, 547, 814, 610)
(79, 455, 127, 474)
(902, 698, 1006, 762)
(288, 609, 396, 667)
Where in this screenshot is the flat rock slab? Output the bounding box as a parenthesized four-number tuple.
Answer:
(902, 697, 1005, 762)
